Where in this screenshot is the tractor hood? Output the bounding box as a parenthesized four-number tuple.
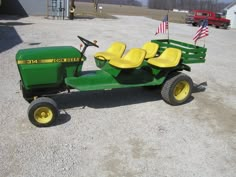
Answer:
(16, 46, 85, 90)
(16, 46, 84, 64)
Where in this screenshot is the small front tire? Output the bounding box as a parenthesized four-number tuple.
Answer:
(28, 97, 59, 127)
(161, 73, 193, 105)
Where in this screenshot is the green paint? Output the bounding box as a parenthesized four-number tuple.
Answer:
(151, 39, 207, 64)
(16, 46, 84, 90)
(65, 69, 165, 91)
(15, 39, 207, 101)
(94, 57, 107, 68)
(101, 62, 122, 77)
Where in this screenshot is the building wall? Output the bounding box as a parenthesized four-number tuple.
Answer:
(226, 4, 236, 28)
(20, 0, 47, 16)
(0, 0, 69, 18)
(0, 0, 47, 16)
(0, 0, 27, 16)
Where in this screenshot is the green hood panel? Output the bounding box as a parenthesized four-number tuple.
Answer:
(16, 46, 83, 62)
(16, 46, 84, 90)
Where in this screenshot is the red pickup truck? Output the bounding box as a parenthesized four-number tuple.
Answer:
(185, 10, 230, 29)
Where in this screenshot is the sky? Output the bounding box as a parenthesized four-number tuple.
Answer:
(137, 0, 234, 6)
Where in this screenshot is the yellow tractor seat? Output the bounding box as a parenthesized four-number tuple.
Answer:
(109, 48, 146, 69)
(94, 42, 126, 61)
(147, 48, 182, 68)
(142, 42, 159, 59)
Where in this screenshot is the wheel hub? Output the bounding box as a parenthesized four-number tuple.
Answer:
(174, 81, 190, 101)
(34, 107, 53, 124)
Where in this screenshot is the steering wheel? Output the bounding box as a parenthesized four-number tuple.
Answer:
(77, 35, 99, 48)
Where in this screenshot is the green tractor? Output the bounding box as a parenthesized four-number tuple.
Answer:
(16, 36, 206, 127)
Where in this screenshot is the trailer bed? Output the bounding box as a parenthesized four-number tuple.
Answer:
(151, 39, 207, 64)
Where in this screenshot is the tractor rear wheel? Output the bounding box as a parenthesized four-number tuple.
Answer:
(28, 97, 59, 127)
(161, 73, 193, 105)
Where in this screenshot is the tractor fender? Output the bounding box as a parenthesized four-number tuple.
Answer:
(161, 64, 191, 82)
(180, 64, 191, 72)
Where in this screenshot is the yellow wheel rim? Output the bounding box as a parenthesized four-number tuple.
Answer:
(174, 81, 190, 101)
(34, 107, 53, 124)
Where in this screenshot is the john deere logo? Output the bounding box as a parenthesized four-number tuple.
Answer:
(17, 58, 83, 65)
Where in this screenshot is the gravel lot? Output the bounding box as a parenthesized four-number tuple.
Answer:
(0, 15, 236, 177)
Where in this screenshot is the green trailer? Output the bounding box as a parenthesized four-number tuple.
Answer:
(16, 36, 207, 127)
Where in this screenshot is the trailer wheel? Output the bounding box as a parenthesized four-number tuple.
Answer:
(161, 73, 193, 105)
(28, 97, 59, 127)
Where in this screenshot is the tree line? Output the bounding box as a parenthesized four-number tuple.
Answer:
(75, 0, 230, 12)
(77, 0, 142, 7)
(148, 0, 230, 12)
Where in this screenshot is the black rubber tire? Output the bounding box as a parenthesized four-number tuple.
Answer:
(28, 97, 59, 127)
(161, 73, 193, 105)
(223, 24, 228, 29)
(198, 20, 203, 27)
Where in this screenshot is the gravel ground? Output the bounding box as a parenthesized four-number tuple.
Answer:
(0, 15, 236, 177)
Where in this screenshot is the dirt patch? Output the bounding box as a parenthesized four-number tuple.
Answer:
(75, 2, 186, 23)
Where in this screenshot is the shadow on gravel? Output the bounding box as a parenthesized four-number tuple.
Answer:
(54, 87, 162, 110)
(0, 26, 22, 53)
(0, 21, 33, 53)
(51, 81, 207, 125)
(0, 22, 33, 26)
(52, 111, 71, 127)
(74, 16, 95, 20)
(54, 81, 207, 110)
(192, 81, 207, 93)
(0, 15, 25, 20)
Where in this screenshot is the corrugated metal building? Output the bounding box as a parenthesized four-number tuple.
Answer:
(0, 0, 69, 18)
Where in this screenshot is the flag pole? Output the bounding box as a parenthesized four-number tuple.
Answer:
(167, 11, 170, 43)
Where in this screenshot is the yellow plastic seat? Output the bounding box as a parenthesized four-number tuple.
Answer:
(147, 48, 182, 68)
(94, 42, 126, 61)
(109, 48, 146, 69)
(142, 42, 159, 59)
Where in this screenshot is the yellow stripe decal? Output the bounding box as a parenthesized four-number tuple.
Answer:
(17, 58, 84, 65)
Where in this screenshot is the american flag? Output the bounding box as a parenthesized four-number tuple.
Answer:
(155, 15, 168, 35)
(193, 19, 209, 43)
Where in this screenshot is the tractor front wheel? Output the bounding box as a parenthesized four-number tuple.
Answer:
(28, 97, 59, 127)
(161, 73, 193, 105)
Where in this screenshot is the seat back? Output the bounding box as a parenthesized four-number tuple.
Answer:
(142, 42, 159, 59)
(160, 48, 182, 66)
(106, 42, 126, 58)
(123, 48, 146, 66)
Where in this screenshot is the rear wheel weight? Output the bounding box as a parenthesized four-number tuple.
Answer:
(161, 73, 193, 105)
(27, 97, 59, 127)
